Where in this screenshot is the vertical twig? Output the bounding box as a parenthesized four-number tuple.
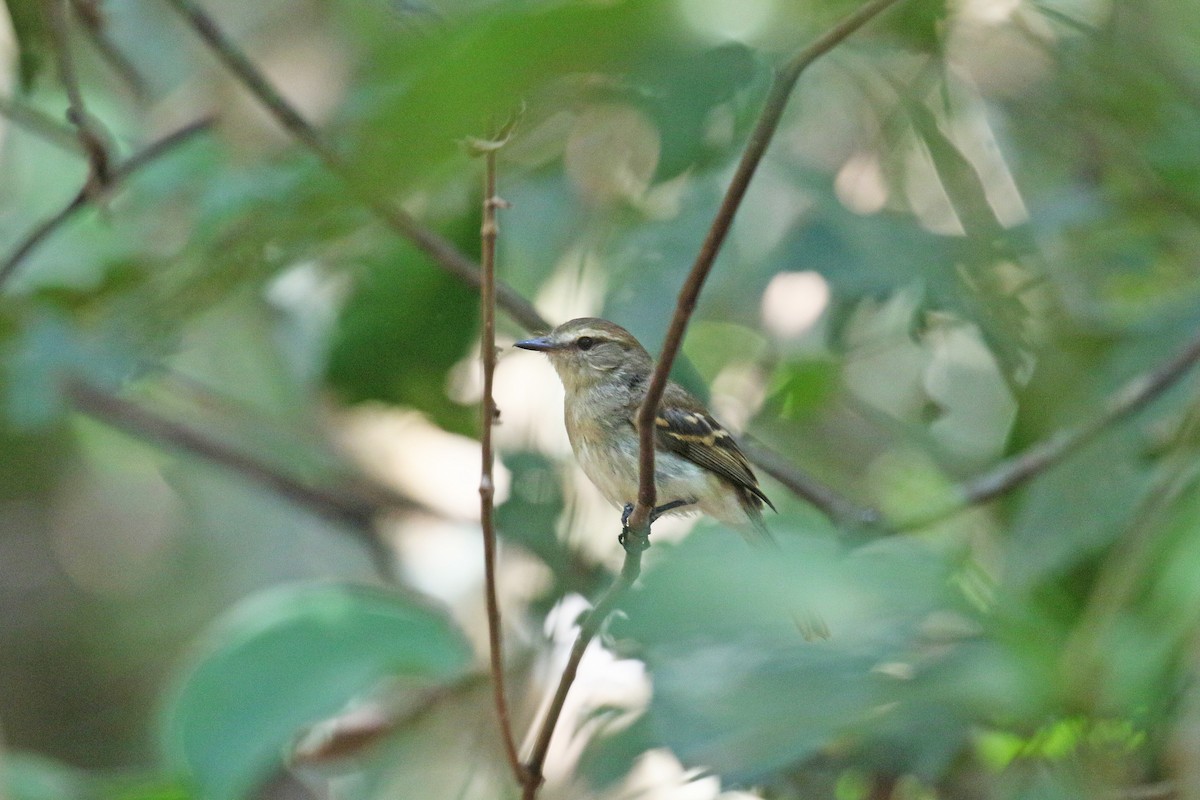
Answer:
(625, 0, 908, 532)
(473, 133, 526, 788)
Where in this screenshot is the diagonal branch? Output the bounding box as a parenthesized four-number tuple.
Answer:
(523, 2, 909, 794)
(893, 328, 1200, 530)
(161, 0, 548, 333)
(64, 377, 402, 579)
(740, 437, 881, 527)
(520, 534, 647, 799)
(626, 0, 909, 532)
(69, 0, 148, 96)
(0, 117, 212, 290)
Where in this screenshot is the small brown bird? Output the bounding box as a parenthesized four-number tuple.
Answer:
(514, 317, 775, 536)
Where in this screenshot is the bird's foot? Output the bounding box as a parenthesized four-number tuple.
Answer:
(619, 503, 640, 550)
(618, 499, 698, 549)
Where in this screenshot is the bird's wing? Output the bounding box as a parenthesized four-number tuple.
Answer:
(650, 394, 775, 511)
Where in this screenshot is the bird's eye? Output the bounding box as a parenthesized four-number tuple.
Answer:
(577, 336, 595, 351)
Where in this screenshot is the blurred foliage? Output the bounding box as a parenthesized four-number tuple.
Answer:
(2, 0, 1200, 799)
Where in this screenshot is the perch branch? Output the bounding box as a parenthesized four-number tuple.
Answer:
(524, 1, 908, 795)
(0, 117, 212, 290)
(521, 539, 647, 799)
(627, 0, 909, 531)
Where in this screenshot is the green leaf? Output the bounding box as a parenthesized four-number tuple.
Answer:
(325, 223, 479, 434)
(162, 582, 472, 800)
(6, 0, 49, 91)
(495, 451, 609, 606)
(614, 526, 962, 782)
(339, 0, 685, 187)
(2, 309, 140, 428)
(3, 753, 92, 800)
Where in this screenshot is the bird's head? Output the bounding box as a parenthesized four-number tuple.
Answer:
(514, 317, 652, 393)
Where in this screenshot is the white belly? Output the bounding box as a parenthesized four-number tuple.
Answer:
(574, 437, 746, 527)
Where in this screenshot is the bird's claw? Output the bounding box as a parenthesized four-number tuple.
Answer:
(618, 503, 653, 552)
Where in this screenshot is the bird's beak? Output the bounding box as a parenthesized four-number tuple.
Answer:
(514, 335, 560, 352)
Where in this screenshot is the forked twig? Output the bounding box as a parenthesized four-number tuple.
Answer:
(0, 117, 212, 290)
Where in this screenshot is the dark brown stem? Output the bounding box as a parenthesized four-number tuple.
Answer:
(163, 0, 872, 529)
(44, 0, 112, 192)
(524, 1, 907, 790)
(894, 329, 1200, 530)
(0, 117, 212, 291)
(522, 539, 647, 799)
(476, 141, 526, 787)
(627, 0, 908, 530)
(64, 378, 399, 579)
(739, 438, 881, 527)
(161, 0, 548, 333)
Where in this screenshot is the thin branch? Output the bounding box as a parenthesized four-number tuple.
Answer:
(894, 328, 1200, 530)
(521, 537, 648, 799)
(627, 0, 908, 531)
(0, 95, 82, 152)
(0, 116, 212, 291)
(162, 0, 548, 334)
(69, 0, 148, 96)
(739, 437, 881, 527)
(524, 2, 908, 792)
(159, 0, 877, 528)
(474, 137, 526, 787)
(44, 0, 112, 192)
(64, 378, 400, 580)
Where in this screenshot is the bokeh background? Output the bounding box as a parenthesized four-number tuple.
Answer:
(2, 0, 1200, 798)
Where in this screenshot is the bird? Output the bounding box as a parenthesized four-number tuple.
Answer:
(513, 317, 776, 538)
